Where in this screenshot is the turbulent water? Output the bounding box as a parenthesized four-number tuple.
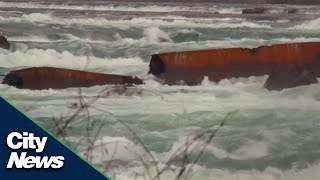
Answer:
(1, 1, 320, 179)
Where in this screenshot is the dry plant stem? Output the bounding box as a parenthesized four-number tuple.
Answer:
(92, 104, 160, 179)
(155, 110, 238, 180)
(50, 70, 239, 180)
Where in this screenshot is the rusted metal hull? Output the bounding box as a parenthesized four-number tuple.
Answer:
(149, 42, 320, 87)
(2, 67, 144, 90)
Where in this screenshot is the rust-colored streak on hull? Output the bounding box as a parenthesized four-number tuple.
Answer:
(149, 42, 320, 85)
(2, 67, 144, 90)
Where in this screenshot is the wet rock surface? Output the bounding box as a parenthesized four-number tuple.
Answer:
(242, 7, 270, 14)
(264, 65, 319, 91)
(242, 7, 299, 14)
(0, 35, 10, 50)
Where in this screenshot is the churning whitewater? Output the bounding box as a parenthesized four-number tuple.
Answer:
(0, 1, 320, 179)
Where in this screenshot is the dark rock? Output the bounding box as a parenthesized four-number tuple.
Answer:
(2, 73, 23, 88)
(287, 8, 299, 14)
(264, 65, 318, 91)
(148, 54, 165, 78)
(242, 7, 298, 15)
(242, 7, 270, 14)
(0, 35, 10, 50)
(2, 67, 144, 90)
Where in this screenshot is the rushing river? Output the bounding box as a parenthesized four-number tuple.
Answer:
(0, 1, 320, 179)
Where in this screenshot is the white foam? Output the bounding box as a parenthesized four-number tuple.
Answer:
(142, 27, 172, 43)
(0, 13, 272, 29)
(218, 7, 242, 14)
(230, 140, 269, 160)
(7, 33, 320, 52)
(101, 158, 320, 180)
(8, 35, 67, 43)
(0, 48, 148, 76)
(78, 136, 146, 163)
(174, 28, 201, 35)
(290, 18, 320, 30)
(0, 2, 243, 14)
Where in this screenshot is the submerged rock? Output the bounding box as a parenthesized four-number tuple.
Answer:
(242, 7, 270, 14)
(0, 35, 10, 50)
(187, 0, 320, 5)
(287, 8, 299, 14)
(264, 65, 319, 91)
(148, 42, 320, 89)
(2, 67, 144, 90)
(242, 7, 299, 15)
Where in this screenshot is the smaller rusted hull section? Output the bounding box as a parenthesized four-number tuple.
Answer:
(149, 42, 320, 88)
(2, 67, 144, 90)
(0, 35, 10, 50)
